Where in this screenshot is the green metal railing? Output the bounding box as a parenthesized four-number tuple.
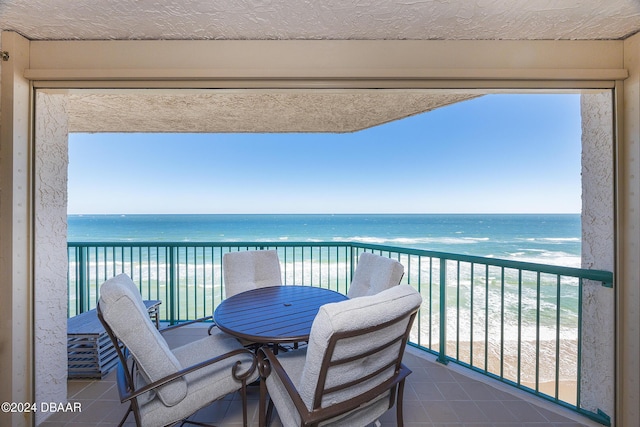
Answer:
(67, 241, 613, 424)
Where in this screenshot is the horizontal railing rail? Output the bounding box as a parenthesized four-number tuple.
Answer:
(67, 240, 613, 425)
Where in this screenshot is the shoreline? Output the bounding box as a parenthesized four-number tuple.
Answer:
(433, 339, 579, 404)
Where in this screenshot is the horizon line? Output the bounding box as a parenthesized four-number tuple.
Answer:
(67, 212, 582, 216)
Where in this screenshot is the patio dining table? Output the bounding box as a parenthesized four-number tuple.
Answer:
(213, 285, 348, 345)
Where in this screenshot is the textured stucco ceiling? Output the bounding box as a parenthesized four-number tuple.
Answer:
(1, 0, 639, 41)
(5, 1, 637, 133)
(67, 90, 480, 133)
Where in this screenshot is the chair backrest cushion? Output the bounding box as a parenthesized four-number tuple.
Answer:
(99, 273, 187, 406)
(223, 250, 282, 297)
(299, 284, 422, 410)
(347, 252, 405, 298)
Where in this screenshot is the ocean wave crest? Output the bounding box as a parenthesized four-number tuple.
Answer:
(507, 251, 581, 268)
(332, 236, 489, 245)
(520, 237, 580, 243)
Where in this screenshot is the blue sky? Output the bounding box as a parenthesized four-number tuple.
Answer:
(68, 93, 582, 214)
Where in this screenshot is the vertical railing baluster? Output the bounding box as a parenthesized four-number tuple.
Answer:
(186, 247, 190, 320)
(219, 247, 224, 303)
(349, 244, 355, 283)
(318, 246, 322, 287)
(517, 269, 522, 386)
(555, 275, 562, 400)
(536, 271, 541, 392)
(111, 246, 116, 277)
(283, 246, 288, 285)
(470, 262, 475, 367)
(92, 246, 97, 308)
(128, 246, 133, 279)
(137, 246, 142, 289)
(576, 277, 583, 411)
(417, 255, 422, 347)
(310, 246, 314, 287)
(456, 261, 461, 361)
(484, 264, 489, 371)
(301, 246, 305, 285)
(68, 246, 74, 317)
(156, 246, 161, 319)
(78, 245, 87, 313)
(437, 257, 448, 364)
(169, 245, 176, 325)
(500, 267, 505, 379)
(428, 257, 433, 349)
(101, 246, 107, 292)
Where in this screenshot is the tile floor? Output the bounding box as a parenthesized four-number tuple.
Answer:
(41, 324, 600, 426)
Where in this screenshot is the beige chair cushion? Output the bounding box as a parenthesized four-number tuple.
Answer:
(223, 250, 282, 297)
(140, 328, 258, 427)
(99, 273, 187, 406)
(267, 284, 422, 426)
(347, 252, 404, 298)
(266, 348, 391, 427)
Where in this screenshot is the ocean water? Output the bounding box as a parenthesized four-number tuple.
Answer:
(67, 213, 581, 267)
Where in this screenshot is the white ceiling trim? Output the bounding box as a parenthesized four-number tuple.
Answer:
(23, 40, 627, 85)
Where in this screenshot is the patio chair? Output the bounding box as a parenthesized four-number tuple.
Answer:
(346, 252, 405, 298)
(257, 284, 422, 427)
(223, 249, 283, 298)
(97, 273, 258, 427)
(221, 249, 287, 347)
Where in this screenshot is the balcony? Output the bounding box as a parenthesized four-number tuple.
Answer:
(65, 241, 612, 426)
(43, 322, 599, 426)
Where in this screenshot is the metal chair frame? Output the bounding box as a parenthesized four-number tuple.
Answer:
(257, 308, 418, 427)
(97, 306, 257, 427)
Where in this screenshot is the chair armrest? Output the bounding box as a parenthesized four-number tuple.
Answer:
(120, 346, 256, 403)
(303, 363, 412, 425)
(258, 345, 412, 426)
(258, 346, 311, 420)
(158, 315, 213, 334)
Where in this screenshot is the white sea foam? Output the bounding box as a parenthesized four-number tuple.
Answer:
(332, 236, 489, 245)
(507, 251, 581, 268)
(542, 237, 581, 242)
(518, 237, 580, 243)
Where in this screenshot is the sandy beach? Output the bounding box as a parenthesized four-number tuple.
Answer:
(419, 338, 580, 405)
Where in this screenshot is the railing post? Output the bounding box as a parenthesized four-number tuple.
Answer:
(437, 258, 448, 365)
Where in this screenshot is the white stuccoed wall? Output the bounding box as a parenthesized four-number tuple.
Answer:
(0, 32, 3, 125)
(580, 91, 615, 422)
(34, 91, 69, 424)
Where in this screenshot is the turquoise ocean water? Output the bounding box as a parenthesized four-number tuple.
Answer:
(68, 213, 581, 267)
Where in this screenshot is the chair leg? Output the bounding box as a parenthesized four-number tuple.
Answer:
(396, 378, 406, 427)
(241, 379, 248, 427)
(259, 378, 276, 427)
(259, 377, 267, 427)
(117, 404, 133, 427)
(266, 400, 274, 427)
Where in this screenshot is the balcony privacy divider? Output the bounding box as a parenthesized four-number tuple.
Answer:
(67, 241, 612, 425)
